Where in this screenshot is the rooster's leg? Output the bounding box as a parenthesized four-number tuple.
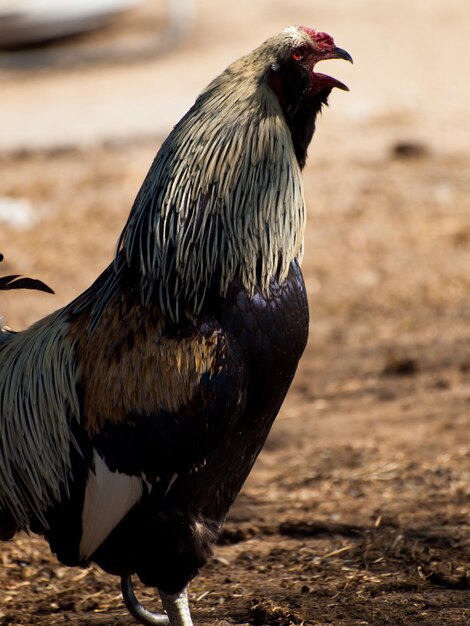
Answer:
(121, 574, 170, 625)
(121, 575, 194, 626)
(159, 588, 194, 626)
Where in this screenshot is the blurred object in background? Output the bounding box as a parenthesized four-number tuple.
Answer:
(0, 197, 38, 229)
(0, 0, 140, 48)
(0, 0, 195, 69)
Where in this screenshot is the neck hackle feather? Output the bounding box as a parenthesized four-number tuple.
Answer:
(114, 32, 308, 323)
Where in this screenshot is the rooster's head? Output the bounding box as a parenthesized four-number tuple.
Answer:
(260, 25, 353, 166)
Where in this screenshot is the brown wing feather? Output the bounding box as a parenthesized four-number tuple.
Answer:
(70, 301, 220, 435)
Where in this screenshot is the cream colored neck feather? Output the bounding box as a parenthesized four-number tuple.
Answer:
(119, 44, 307, 321)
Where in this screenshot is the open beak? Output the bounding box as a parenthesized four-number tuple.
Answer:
(314, 45, 353, 92)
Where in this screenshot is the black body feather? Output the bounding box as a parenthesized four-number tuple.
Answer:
(91, 260, 308, 593)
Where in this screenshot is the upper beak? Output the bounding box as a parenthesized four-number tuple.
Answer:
(313, 45, 353, 92)
(331, 46, 353, 64)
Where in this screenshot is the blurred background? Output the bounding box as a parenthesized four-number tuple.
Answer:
(0, 1, 469, 625)
(1, 0, 469, 154)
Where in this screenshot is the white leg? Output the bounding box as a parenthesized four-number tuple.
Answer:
(159, 588, 194, 626)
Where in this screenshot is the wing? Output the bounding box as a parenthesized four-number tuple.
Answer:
(70, 300, 246, 560)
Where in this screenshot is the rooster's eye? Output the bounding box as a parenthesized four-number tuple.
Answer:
(292, 48, 305, 62)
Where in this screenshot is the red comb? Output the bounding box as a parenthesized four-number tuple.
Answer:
(299, 25, 335, 51)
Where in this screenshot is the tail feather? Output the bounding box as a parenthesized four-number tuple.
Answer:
(0, 254, 54, 294)
(0, 254, 73, 528)
(0, 274, 55, 294)
(0, 310, 81, 531)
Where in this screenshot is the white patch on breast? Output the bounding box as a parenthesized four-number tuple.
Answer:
(79, 450, 144, 560)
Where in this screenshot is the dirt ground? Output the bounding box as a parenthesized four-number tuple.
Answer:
(0, 1, 469, 625)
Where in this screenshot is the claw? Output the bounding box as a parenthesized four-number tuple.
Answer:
(121, 575, 194, 626)
(121, 575, 170, 626)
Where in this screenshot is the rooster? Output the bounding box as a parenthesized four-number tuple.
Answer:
(0, 26, 351, 625)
